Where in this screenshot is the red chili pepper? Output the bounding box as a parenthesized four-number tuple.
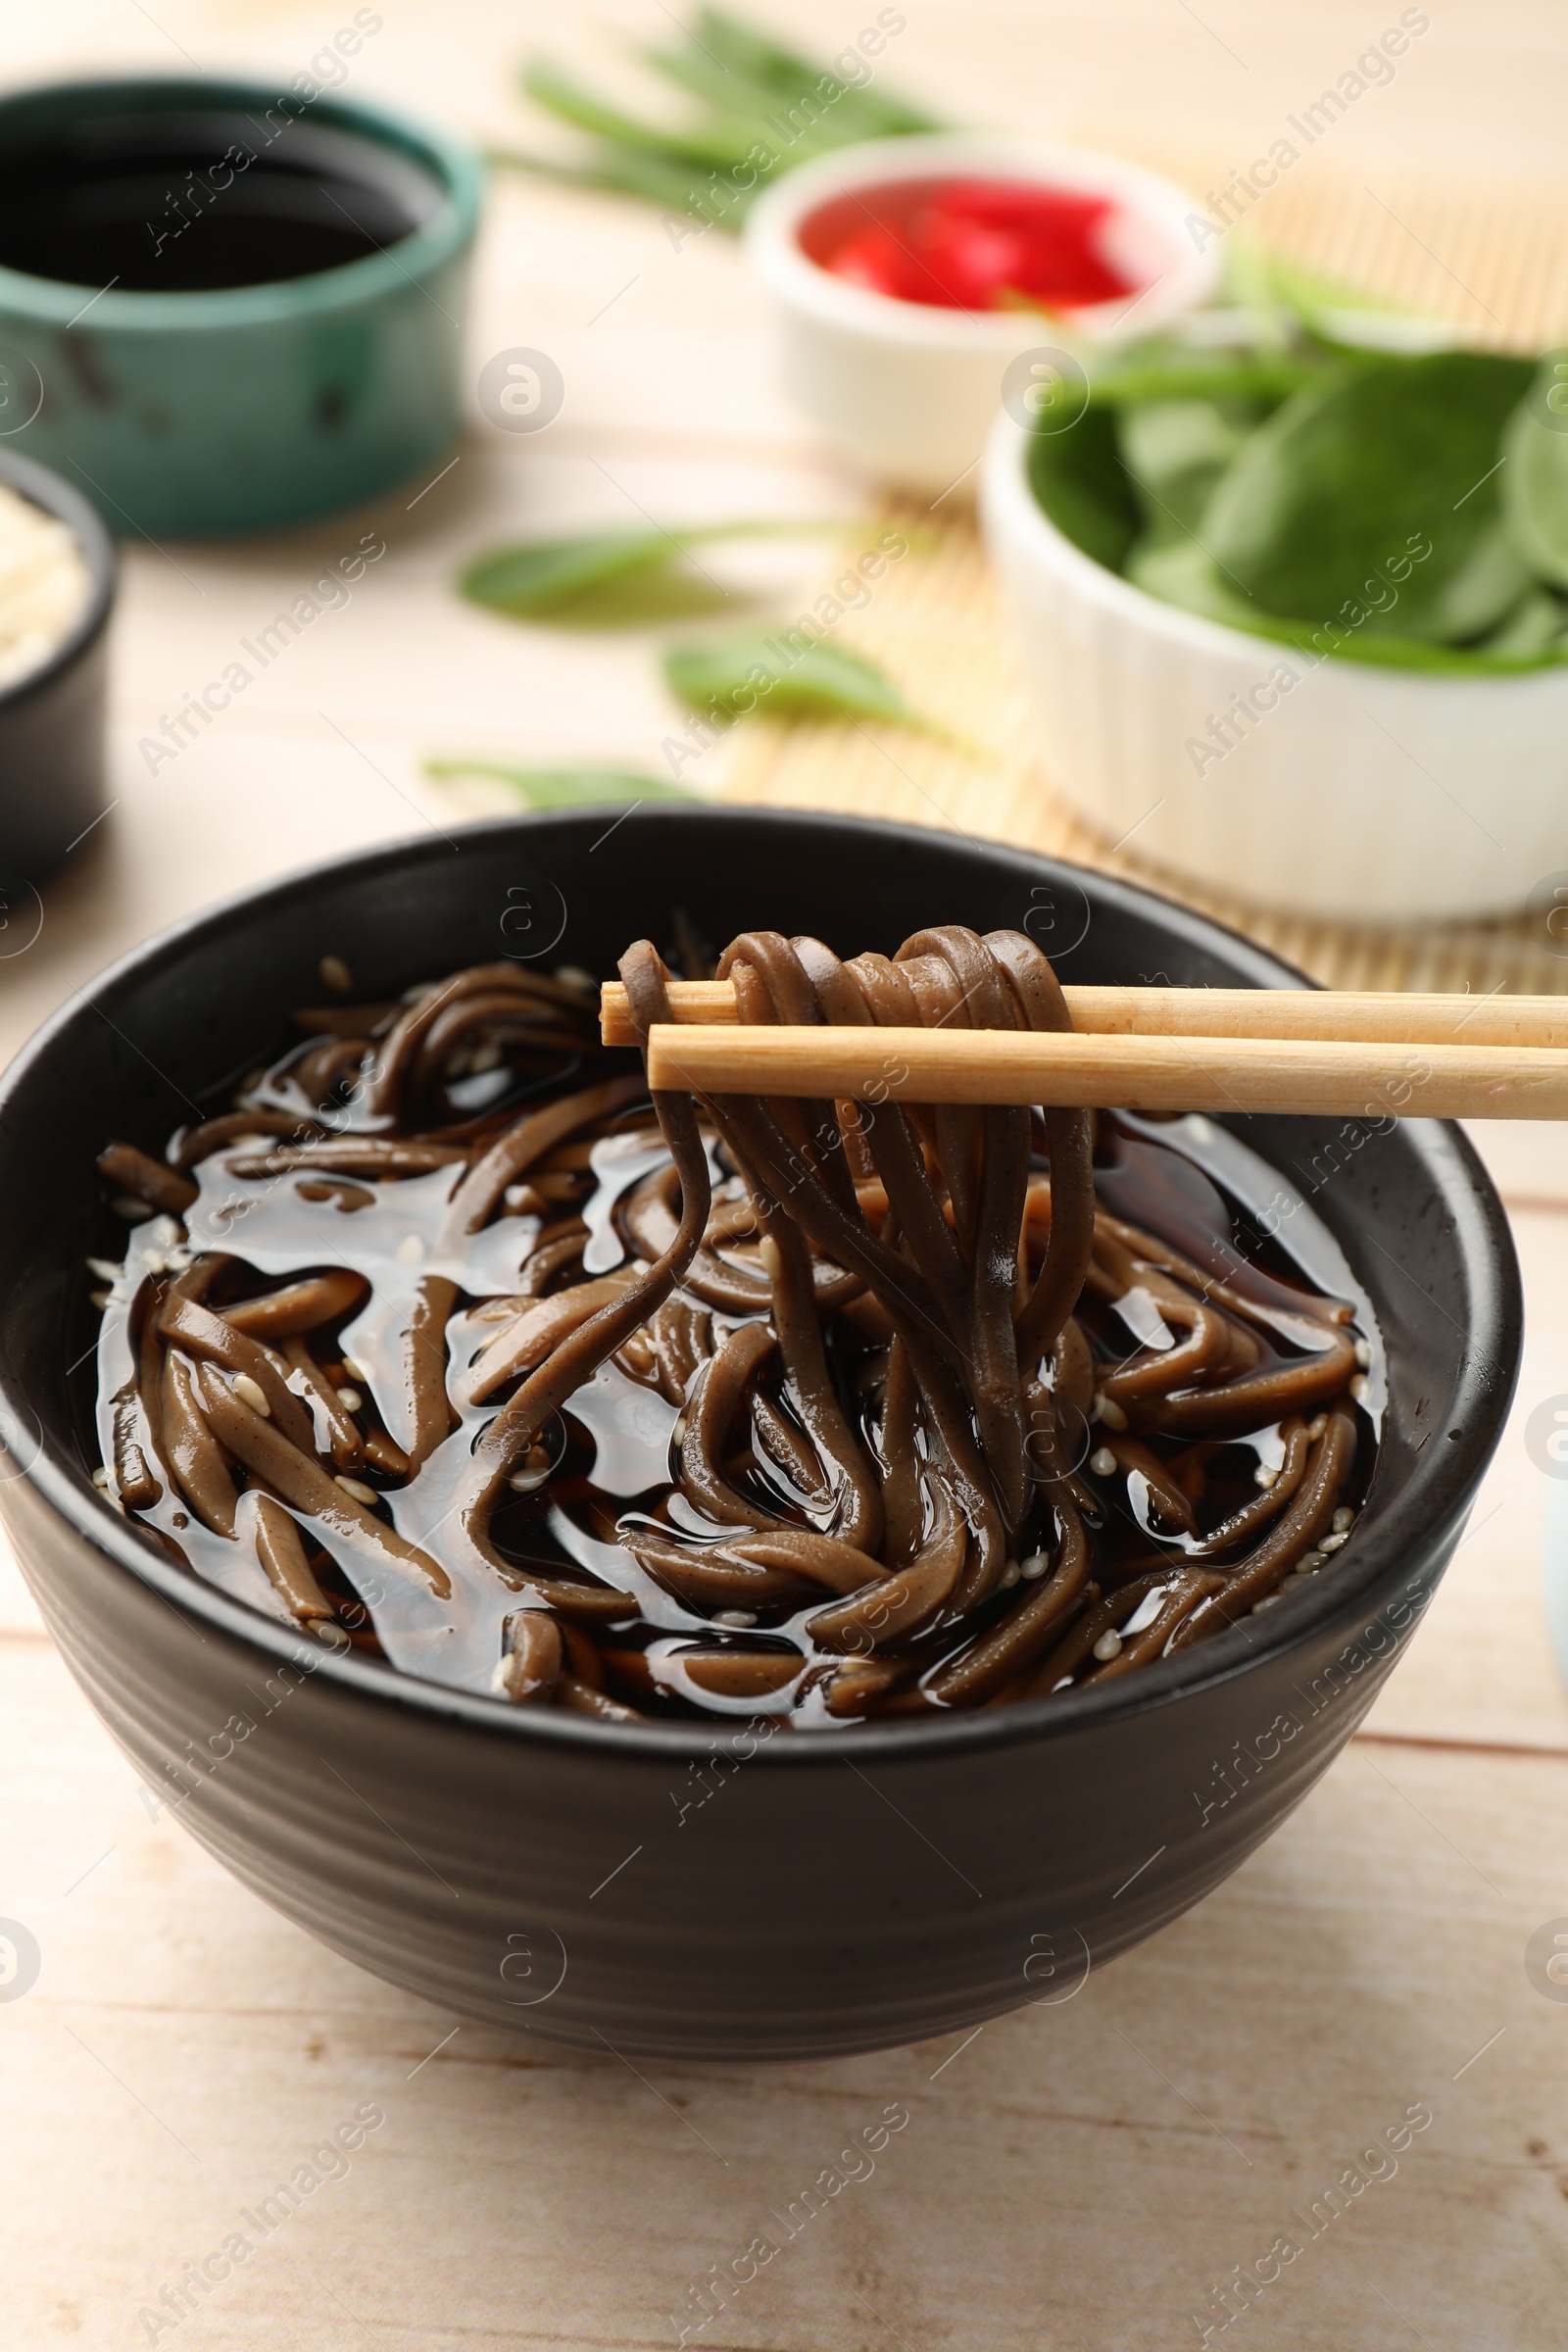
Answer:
(799, 177, 1139, 313)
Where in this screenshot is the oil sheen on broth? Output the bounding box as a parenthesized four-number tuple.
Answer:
(88, 928, 1379, 1728)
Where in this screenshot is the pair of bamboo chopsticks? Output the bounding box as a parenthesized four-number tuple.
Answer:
(598, 983, 1568, 1119)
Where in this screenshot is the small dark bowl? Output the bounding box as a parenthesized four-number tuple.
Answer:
(0, 445, 114, 881)
(0, 812, 1521, 2061)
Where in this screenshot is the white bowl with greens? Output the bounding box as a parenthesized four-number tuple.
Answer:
(980, 306, 1568, 921)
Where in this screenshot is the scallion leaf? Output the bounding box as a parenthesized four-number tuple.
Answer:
(502, 7, 942, 226)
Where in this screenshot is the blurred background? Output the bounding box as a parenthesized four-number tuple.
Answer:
(5, 0, 1567, 1059)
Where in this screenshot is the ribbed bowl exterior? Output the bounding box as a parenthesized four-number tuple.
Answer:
(0, 812, 1521, 2059)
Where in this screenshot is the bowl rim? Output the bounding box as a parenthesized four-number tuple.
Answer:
(745, 130, 1220, 350)
(0, 74, 482, 332)
(0, 443, 116, 709)
(0, 807, 1521, 1764)
(981, 407, 1568, 697)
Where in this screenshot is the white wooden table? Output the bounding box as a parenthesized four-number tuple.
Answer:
(4, 6, 1568, 2346)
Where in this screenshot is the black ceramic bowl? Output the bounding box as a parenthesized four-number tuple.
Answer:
(0, 812, 1521, 2061)
(0, 445, 114, 880)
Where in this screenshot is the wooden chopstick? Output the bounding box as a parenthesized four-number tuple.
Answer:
(642, 1021, 1568, 1119)
(600, 980, 1568, 1052)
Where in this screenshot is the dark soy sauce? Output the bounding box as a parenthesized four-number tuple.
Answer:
(0, 110, 443, 292)
(87, 1074, 1382, 1722)
(499, 1113, 1383, 1700)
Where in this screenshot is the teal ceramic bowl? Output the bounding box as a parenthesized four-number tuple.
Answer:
(0, 75, 481, 537)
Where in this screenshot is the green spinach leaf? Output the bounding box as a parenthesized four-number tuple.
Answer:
(459, 519, 838, 627)
(1118, 399, 1254, 543)
(461, 530, 697, 621)
(1500, 366, 1568, 589)
(1123, 536, 1260, 626)
(663, 633, 939, 733)
(1120, 538, 1566, 671)
(1466, 584, 1568, 658)
(1028, 404, 1142, 574)
(1201, 351, 1535, 640)
(1087, 347, 1319, 411)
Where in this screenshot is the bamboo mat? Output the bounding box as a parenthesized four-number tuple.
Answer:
(720, 166, 1568, 998)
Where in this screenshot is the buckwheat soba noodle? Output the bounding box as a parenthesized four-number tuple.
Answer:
(89, 925, 1377, 1726)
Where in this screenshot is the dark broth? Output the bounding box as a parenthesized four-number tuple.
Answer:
(86, 944, 1380, 1729)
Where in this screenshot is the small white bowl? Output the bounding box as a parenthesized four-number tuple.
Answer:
(745, 133, 1219, 499)
(980, 413, 1568, 924)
